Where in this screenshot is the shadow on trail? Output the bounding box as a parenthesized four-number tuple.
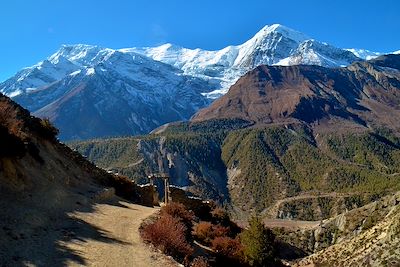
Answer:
(0, 189, 136, 267)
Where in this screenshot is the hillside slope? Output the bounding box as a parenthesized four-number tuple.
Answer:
(70, 119, 400, 218)
(290, 192, 400, 266)
(0, 93, 163, 266)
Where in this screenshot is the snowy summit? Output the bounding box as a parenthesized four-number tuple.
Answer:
(0, 24, 395, 140)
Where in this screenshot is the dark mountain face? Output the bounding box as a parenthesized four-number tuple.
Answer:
(193, 55, 400, 132)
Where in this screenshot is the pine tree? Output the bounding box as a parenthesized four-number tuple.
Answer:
(240, 216, 277, 266)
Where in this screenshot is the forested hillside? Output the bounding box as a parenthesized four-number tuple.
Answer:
(70, 119, 400, 216)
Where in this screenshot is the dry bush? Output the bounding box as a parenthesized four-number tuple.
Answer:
(212, 224, 230, 239)
(193, 221, 230, 245)
(211, 236, 245, 266)
(190, 256, 211, 267)
(141, 214, 193, 260)
(0, 125, 26, 157)
(193, 221, 214, 244)
(0, 96, 58, 141)
(38, 118, 59, 139)
(0, 102, 25, 138)
(210, 207, 242, 238)
(161, 202, 195, 230)
(211, 207, 230, 225)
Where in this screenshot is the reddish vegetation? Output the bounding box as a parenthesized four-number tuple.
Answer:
(140, 200, 284, 266)
(211, 236, 244, 264)
(160, 202, 195, 226)
(0, 94, 59, 141)
(210, 207, 230, 225)
(160, 202, 195, 236)
(141, 214, 193, 260)
(193, 221, 230, 245)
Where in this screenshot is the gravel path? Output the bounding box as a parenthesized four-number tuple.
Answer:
(62, 198, 179, 267)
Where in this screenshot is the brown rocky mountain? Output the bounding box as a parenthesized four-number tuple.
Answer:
(193, 54, 400, 133)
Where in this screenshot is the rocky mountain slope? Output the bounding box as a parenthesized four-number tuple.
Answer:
(0, 24, 386, 140)
(0, 93, 148, 265)
(193, 54, 400, 132)
(289, 191, 400, 266)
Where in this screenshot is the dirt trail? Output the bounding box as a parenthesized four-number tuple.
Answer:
(262, 192, 357, 219)
(62, 197, 178, 267)
(263, 219, 320, 230)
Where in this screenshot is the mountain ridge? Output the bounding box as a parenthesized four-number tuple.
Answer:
(128, 24, 368, 98)
(0, 24, 396, 140)
(192, 54, 400, 134)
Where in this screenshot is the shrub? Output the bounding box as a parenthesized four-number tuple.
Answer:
(211, 206, 242, 237)
(0, 125, 26, 157)
(38, 118, 59, 139)
(193, 221, 230, 245)
(211, 224, 230, 240)
(0, 101, 25, 138)
(211, 207, 230, 226)
(212, 236, 244, 264)
(363, 212, 380, 230)
(161, 202, 195, 230)
(190, 256, 211, 267)
(193, 221, 213, 244)
(141, 214, 193, 260)
(240, 216, 278, 267)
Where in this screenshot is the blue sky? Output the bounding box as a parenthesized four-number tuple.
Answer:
(1, 0, 399, 81)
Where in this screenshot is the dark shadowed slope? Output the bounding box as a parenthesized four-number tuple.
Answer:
(0, 93, 150, 266)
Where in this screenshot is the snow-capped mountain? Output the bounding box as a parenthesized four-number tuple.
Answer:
(126, 24, 361, 98)
(0, 24, 393, 140)
(1, 44, 212, 140)
(345, 48, 382, 60)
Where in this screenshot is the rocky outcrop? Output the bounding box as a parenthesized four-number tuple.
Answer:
(136, 136, 229, 202)
(292, 192, 400, 266)
(275, 192, 400, 260)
